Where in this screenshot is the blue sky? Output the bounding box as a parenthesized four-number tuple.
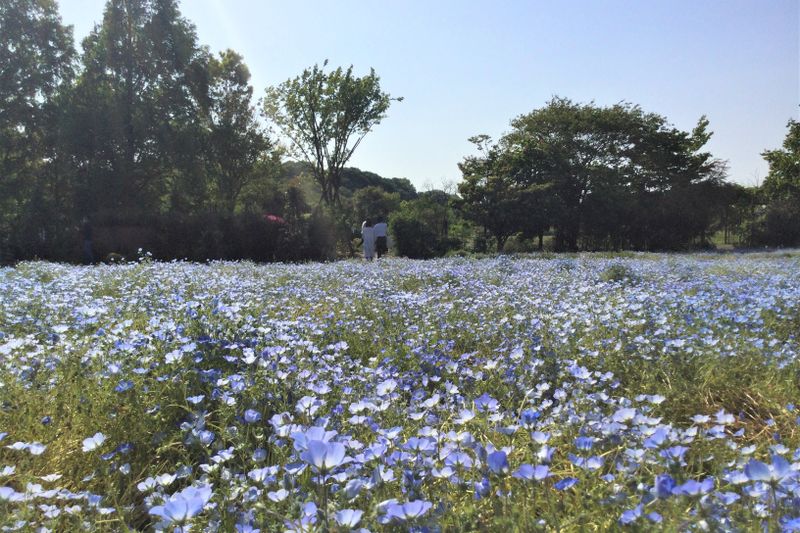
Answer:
(58, 0, 798, 189)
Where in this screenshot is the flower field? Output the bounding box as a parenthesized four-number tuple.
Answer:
(1, 253, 799, 531)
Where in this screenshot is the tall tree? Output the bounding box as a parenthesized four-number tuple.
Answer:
(762, 119, 800, 203)
(0, 0, 74, 258)
(458, 135, 524, 250)
(205, 50, 272, 216)
(759, 119, 800, 245)
(66, 0, 205, 217)
(263, 61, 400, 206)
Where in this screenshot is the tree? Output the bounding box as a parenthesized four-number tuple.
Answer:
(457, 98, 726, 252)
(263, 61, 400, 206)
(67, 0, 205, 217)
(351, 186, 401, 226)
(205, 50, 272, 216)
(758, 119, 800, 246)
(458, 135, 525, 251)
(762, 119, 800, 203)
(0, 0, 75, 259)
(390, 190, 458, 258)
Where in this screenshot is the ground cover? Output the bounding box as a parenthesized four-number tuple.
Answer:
(0, 253, 799, 531)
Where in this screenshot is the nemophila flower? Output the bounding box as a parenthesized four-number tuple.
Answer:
(376, 379, 397, 396)
(243, 409, 261, 423)
(744, 455, 796, 484)
(149, 484, 213, 525)
(0, 487, 24, 502)
(715, 410, 735, 425)
(198, 429, 215, 445)
(445, 451, 473, 469)
(300, 440, 347, 472)
(654, 474, 676, 499)
(404, 437, 437, 454)
(783, 517, 800, 531)
(531, 431, 550, 444)
(513, 464, 550, 481)
(267, 488, 289, 502)
(474, 393, 498, 412)
(612, 407, 637, 423)
(372, 464, 396, 484)
(114, 380, 134, 392)
(156, 473, 176, 486)
(382, 500, 433, 523)
(554, 477, 579, 491)
(295, 395, 324, 417)
(247, 466, 277, 484)
(660, 445, 690, 464)
(574, 436, 595, 451)
(82, 432, 106, 452)
(335, 509, 363, 528)
(619, 504, 643, 525)
(137, 477, 157, 492)
(716, 491, 740, 506)
(7, 441, 46, 455)
(672, 477, 715, 497)
(519, 409, 541, 428)
(643, 427, 669, 449)
(487, 450, 509, 474)
(291, 426, 337, 452)
(454, 409, 475, 424)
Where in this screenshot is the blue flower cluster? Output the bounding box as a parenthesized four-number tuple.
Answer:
(0, 254, 798, 531)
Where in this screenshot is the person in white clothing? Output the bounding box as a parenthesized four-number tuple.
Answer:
(361, 219, 375, 260)
(373, 219, 388, 258)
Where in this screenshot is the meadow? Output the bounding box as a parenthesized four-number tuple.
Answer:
(0, 253, 799, 532)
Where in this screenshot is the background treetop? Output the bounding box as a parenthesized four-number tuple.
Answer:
(263, 60, 401, 206)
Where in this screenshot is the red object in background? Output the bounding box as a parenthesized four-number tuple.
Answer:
(264, 214, 286, 224)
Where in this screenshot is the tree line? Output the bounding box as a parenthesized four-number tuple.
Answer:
(1, 0, 797, 263)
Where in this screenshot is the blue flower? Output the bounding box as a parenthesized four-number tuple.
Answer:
(243, 409, 261, 423)
(619, 504, 642, 525)
(149, 484, 213, 524)
(82, 432, 106, 453)
(383, 500, 433, 522)
(487, 450, 509, 474)
(335, 509, 363, 528)
(114, 380, 134, 393)
(300, 440, 347, 472)
(513, 464, 550, 481)
(654, 474, 676, 499)
(554, 477, 579, 491)
(744, 455, 795, 484)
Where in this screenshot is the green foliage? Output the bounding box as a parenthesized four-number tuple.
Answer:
(0, 0, 75, 260)
(762, 119, 800, 203)
(390, 191, 461, 258)
(263, 61, 400, 205)
(204, 50, 273, 216)
(350, 186, 400, 225)
(599, 263, 639, 283)
(757, 119, 800, 246)
(459, 98, 728, 252)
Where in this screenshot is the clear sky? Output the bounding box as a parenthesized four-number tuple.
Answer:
(57, 0, 798, 190)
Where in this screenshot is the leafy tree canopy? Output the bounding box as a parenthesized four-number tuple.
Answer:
(263, 61, 401, 205)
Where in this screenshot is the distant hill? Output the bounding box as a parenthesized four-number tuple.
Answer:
(280, 161, 418, 201)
